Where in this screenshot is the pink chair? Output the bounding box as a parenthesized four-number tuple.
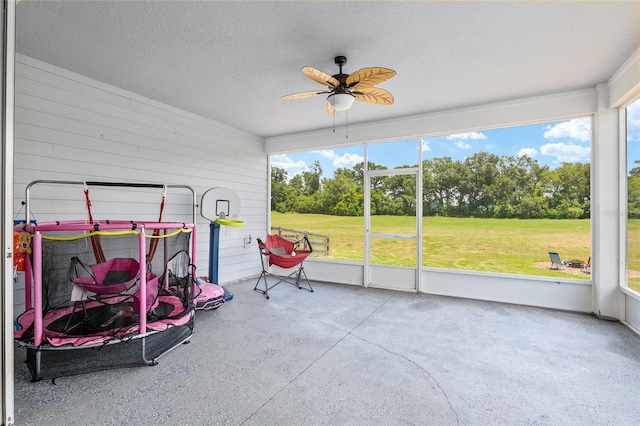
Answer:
(67, 257, 159, 330)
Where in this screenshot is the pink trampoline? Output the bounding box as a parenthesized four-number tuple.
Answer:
(14, 181, 199, 381)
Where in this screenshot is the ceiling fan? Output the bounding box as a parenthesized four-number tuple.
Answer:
(282, 56, 396, 115)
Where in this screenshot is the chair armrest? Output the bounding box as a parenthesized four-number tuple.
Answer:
(294, 235, 313, 253)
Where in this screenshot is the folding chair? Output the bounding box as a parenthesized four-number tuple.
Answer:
(254, 234, 314, 299)
(66, 257, 158, 331)
(548, 251, 565, 270)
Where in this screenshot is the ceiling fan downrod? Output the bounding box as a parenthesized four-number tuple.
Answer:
(334, 55, 347, 74)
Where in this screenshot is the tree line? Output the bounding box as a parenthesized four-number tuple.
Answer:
(272, 152, 591, 219)
(628, 159, 640, 218)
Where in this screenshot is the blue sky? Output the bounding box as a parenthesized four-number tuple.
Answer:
(272, 106, 640, 179)
(627, 98, 640, 172)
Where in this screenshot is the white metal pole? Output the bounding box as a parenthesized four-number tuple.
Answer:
(417, 138, 424, 293)
(2, 0, 16, 423)
(363, 144, 370, 287)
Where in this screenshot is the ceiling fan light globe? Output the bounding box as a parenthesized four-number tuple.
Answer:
(329, 93, 355, 111)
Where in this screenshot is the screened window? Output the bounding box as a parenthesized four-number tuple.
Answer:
(270, 117, 592, 280)
(421, 119, 591, 278)
(626, 97, 640, 294)
(270, 147, 365, 262)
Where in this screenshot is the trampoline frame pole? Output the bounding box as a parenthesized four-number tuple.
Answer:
(138, 229, 147, 334)
(32, 232, 42, 347)
(24, 255, 32, 310)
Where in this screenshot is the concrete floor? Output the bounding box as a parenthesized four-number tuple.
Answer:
(13, 279, 640, 425)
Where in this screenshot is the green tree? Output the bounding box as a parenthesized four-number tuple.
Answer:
(354, 161, 387, 190)
(423, 157, 463, 216)
(493, 155, 548, 218)
(628, 175, 640, 217)
(629, 159, 640, 177)
(302, 160, 323, 196)
(459, 152, 500, 217)
(332, 187, 364, 216)
(270, 166, 288, 211)
(516, 196, 546, 219)
(271, 151, 589, 219)
(322, 168, 362, 215)
(545, 162, 590, 218)
(382, 170, 417, 215)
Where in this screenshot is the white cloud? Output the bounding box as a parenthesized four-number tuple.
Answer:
(270, 154, 308, 176)
(318, 150, 337, 160)
(447, 131, 487, 140)
(540, 142, 590, 162)
(543, 118, 591, 142)
(421, 140, 431, 152)
(517, 148, 538, 158)
(333, 152, 364, 169)
(455, 141, 471, 149)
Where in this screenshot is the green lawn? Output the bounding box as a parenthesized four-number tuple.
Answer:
(627, 219, 640, 293)
(272, 212, 595, 280)
(272, 213, 640, 293)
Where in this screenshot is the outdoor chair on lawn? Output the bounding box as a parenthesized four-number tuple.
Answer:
(548, 251, 565, 270)
(254, 234, 314, 299)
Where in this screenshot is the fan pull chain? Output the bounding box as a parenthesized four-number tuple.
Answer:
(333, 112, 336, 133)
(345, 110, 349, 139)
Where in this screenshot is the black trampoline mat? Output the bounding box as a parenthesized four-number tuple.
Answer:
(47, 301, 176, 336)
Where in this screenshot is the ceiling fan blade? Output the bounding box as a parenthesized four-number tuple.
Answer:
(347, 67, 396, 90)
(353, 87, 394, 105)
(302, 66, 340, 87)
(326, 101, 336, 116)
(282, 90, 330, 100)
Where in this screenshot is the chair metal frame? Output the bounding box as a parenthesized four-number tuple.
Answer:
(254, 234, 314, 299)
(64, 256, 141, 332)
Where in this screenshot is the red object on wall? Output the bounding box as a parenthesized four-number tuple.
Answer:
(13, 231, 25, 272)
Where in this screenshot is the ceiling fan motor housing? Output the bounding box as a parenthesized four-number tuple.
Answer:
(332, 75, 350, 91)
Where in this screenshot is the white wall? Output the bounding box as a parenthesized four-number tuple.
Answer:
(305, 260, 593, 312)
(13, 54, 266, 315)
(623, 290, 640, 335)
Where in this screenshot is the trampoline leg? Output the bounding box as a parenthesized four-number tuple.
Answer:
(141, 337, 159, 366)
(35, 350, 42, 380)
(26, 348, 42, 382)
(141, 325, 193, 367)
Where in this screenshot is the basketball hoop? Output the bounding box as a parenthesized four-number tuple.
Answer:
(215, 218, 245, 227)
(215, 217, 245, 239)
(200, 187, 246, 283)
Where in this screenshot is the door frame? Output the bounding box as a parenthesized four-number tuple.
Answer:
(2, 1, 16, 423)
(363, 160, 423, 292)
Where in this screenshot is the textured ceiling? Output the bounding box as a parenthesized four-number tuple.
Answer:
(16, 1, 640, 139)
